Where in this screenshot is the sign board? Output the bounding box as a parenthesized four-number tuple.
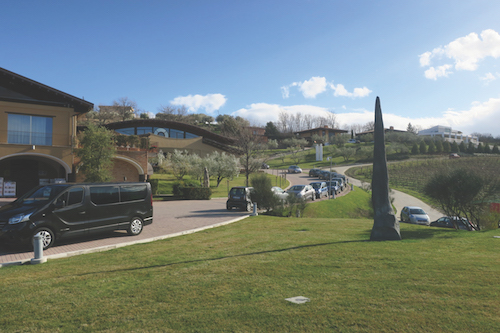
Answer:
(3, 182, 16, 197)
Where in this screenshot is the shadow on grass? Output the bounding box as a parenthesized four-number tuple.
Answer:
(70, 239, 370, 277)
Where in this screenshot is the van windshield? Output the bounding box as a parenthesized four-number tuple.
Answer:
(18, 185, 68, 205)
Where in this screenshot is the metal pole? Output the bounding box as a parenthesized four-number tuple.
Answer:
(31, 234, 47, 264)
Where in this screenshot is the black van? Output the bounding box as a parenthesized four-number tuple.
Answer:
(0, 182, 153, 250)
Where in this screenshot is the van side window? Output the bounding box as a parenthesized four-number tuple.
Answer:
(90, 186, 120, 205)
(120, 185, 147, 202)
(67, 187, 84, 206)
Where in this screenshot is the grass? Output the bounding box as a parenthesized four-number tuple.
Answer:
(1, 215, 499, 332)
(302, 186, 374, 218)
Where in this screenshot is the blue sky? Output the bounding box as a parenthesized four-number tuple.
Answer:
(3, 1, 500, 135)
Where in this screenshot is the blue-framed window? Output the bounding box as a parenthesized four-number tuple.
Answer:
(8, 114, 53, 146)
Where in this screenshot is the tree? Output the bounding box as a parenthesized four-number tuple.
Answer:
(75, 124, 116, 182)
(235, 127, 267, 186)
(330, 133, 348, 147)
(484, 143, 491, 154)
(264, 121, 280, 139)
(424, 168, 492, 230)
(428, 140, 436, 154)
(476, 143, 484, 153)
(435, 139, 443, 153)
(493, 145, 500, 154)
(250, 173, 278, 212)
(419, 140, 427, 154)
(451, 141, 459, 153)
(112, 97, 138, 121)
(406, 122, 418, 134)
(167, 150, 193, 181)
(459, 141, 467, 153)
(442, 140, 451, 153)
(207, 151, 240, 187)
(411, 142, 419, 155)
(337, 147, 356, 162)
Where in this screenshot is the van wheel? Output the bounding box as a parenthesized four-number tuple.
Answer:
(128, 217, 144, 235)
(33, 227, 55, 250)
(245, 202, 252, 212)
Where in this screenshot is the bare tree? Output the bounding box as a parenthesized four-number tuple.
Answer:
(112, 97, 138, 121)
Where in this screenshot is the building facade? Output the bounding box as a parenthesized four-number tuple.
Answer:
(418, 125, 479, 146)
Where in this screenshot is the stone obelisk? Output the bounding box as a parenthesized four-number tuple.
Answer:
(370, 97, 401, 241)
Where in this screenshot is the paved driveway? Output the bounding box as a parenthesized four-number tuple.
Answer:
(0, 198, 250, 265)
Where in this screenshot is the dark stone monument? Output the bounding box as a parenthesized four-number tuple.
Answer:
(370, 97, 401, 241)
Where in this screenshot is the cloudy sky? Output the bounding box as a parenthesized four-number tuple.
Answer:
(2, 1, 500, 136)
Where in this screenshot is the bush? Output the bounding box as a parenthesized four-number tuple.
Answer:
(250, 173, 279, 211)
(148, 179, 159, 195)
(180, 187, 212, 200)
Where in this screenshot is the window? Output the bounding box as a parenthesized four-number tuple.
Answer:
(90, 186, 119, 205)
(56, 187, 84, 207)
(120, 185, 147, 202)
(8, 114, 53, 145)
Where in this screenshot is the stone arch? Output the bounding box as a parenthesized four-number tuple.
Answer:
(0, 153, 71, 196)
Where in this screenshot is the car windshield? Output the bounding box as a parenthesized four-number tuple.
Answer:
(230, 188, 245, 195)
(289, 185, 304, 191)
(410, 208, 426, 215)
(18, 185, 68, 204)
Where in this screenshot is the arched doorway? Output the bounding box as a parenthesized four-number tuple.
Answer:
(0, 154, 70, 197)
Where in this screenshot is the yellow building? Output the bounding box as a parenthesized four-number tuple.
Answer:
(0, 67, 93, 196)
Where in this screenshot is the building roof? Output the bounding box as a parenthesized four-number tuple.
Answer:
(294, 126, 348, 135)
(0, 67, 93, 114)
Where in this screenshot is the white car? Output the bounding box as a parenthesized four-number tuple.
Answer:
(271, 186, 289, 201)
(400, 206, 430, 225)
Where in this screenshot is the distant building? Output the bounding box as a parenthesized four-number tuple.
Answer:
(294, 125, 347, 143)
(355, 126, 405, 137)
(246, 126, 267, 143)
(418, 125, 479, 146)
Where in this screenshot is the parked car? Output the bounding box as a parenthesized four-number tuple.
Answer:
(288, 165, 302, 174)
(287, 185, 315, 201)
(227, 186, 254, 211)
(400, 206, 430, 225)
(271, 186, 289, 201)
(325, 181, 340, 195)
(318, 170, 332, 180)
(261, 163, 270, 169)
(331, 177, 345, 191)
(308, 168, 322, 177)
(430, 216, 475, 231)
(310, 182, 328, 199)
(0, 182, 153, 250)
(449, 153, 460, 159)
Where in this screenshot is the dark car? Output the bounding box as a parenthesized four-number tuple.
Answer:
(318, 170, 332, 180)
(310, 182, 328, 199)
(430, 216, 475, 231)
(308, 168, 322, 177)
(0, 182, 153, 250)
(261, 163, 270, 169)
(226, 186, 254, 211)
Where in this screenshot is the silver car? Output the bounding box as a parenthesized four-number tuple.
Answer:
(271, 186, 289, 201)
(288, 165, 302, 174)
(287, 185, 315, 201)
(400, 206, 430, 225)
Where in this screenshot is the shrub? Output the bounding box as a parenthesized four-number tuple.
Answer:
(148, 179, 159, 195)
(250, 173, 279, 211)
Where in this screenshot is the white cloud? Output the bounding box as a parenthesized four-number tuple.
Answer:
(170, 93, 227, 114)
(298, 76, 328, 98)
(282, 76, 371, 99)
(480, 72, 497, 84)
(424, 64, 453, 80)
(420, 29, 500, 79)
(231, 97, 500, 136)
(231, 103, 335, 126)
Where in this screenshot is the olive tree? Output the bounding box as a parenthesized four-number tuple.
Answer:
(423, 168, 500, 230)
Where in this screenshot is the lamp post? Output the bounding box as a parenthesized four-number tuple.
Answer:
(327, 157, 332, 199)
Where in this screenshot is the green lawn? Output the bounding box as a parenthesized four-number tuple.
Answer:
(1, 214, 498, 332)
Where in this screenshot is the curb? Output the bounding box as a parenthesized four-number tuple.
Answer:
(0, 215, 250, 268)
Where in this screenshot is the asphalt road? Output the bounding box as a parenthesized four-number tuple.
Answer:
(1, 164, 442, 265)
